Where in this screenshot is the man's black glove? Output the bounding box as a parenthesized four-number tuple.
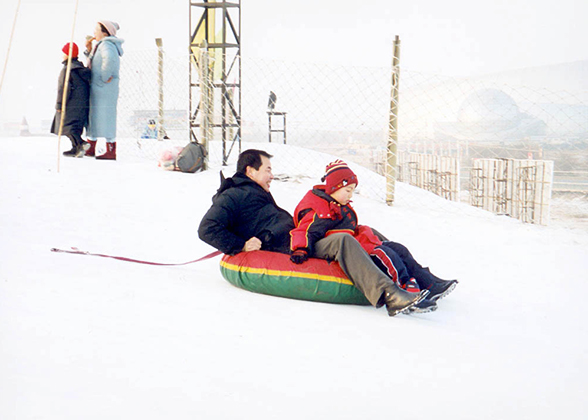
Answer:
(290, 248, 309, 264)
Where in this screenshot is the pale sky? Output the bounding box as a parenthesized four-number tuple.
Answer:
(1, 0, 586, 125)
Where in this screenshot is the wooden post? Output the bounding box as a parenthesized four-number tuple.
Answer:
(0, 0, 22, 99)
(56, 0, 80, 173)
(386, 35, 401, 205)
(155, 38, 164, 141)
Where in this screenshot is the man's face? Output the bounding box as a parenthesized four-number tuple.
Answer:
(246, 156, 273, 192)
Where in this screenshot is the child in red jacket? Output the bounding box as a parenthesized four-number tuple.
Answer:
(290, 160, 457, 313)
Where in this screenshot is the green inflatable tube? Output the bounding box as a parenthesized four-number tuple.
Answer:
(220, 250, 370, 305)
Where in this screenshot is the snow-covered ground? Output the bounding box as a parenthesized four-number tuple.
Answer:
(1, 136, 587, 420)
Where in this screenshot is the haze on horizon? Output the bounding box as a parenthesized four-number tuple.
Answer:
(1, 0, 586, 126)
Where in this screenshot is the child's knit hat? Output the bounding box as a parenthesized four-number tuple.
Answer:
(321, 160, 358, 194)
(62, 42, 79, 58)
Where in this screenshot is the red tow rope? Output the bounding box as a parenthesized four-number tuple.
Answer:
(50, 247, 222, 266)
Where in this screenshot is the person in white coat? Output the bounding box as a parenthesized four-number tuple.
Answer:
(84, 20, 124, 160)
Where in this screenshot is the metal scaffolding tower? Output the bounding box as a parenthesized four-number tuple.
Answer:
(189, 0, 241, 165)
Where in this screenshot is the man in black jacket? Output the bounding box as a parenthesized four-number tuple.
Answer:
(198, 149, 294, 255)
(198, 149, 427, 316)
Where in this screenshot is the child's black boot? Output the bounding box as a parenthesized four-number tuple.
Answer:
(426, 279, 458, 302)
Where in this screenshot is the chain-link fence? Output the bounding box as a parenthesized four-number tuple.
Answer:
(114, 49, 588, 230)
(117, 50, 189, 156)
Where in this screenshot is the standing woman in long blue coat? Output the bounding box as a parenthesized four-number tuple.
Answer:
(84, 20, 124, 160)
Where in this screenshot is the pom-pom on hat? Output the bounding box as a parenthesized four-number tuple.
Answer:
(321, 160, 358, 194)
(98, 20, 120, 36)
(62, 42, 79, 58)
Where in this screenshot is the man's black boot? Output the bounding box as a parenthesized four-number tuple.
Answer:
(384, 284, 428, 317)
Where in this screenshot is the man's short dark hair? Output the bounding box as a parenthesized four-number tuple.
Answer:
(236, 149, 272, 174)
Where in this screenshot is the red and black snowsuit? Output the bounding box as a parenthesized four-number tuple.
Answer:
(291, 186, 436, 292)
(290, 186, 381, 254)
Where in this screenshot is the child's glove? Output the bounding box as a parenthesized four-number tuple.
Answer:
(290, 249, 309, 264)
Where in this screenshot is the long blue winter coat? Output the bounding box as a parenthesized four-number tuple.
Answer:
(87, 36, 124, 139)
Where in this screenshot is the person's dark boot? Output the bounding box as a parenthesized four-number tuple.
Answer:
(85, 140, 97, 157)
(63, 146, 77, 157)
(96, 142, 116, 160)
(426, 279, 458, 302)
(384, 284, 428, 317)
(74, 142, 91, 158)
(404, 298, 438, 314)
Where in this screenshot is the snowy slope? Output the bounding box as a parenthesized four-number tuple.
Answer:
(1, 137, 587, 420)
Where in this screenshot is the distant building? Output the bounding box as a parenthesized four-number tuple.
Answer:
(435, 88, 546, 142)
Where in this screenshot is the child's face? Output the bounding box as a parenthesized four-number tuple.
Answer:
(330, 183, 356, 205)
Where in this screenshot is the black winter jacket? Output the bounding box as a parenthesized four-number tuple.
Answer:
(50, 59, 91, 136)
(198, 172, 295, 255)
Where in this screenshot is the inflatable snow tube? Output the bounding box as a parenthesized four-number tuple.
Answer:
(220, 250, 370, 305)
